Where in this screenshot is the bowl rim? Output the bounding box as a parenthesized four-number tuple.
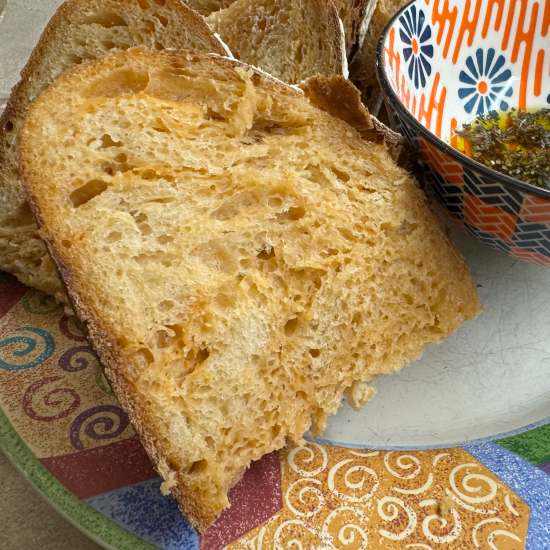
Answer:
(374, 0, 550, 201)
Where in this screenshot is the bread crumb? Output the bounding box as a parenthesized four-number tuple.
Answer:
(160, 471, 177, 496)
(438, 495, 454, 515)
(347, 381, 376, 411)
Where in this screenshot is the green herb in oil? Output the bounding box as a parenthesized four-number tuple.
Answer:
(455, 108, 550, 189)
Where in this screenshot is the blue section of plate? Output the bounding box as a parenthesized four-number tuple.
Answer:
(463, 442, 550, 550)
(85, 477, 198, 550)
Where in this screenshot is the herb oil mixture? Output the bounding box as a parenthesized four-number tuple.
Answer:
(454, 108, 550, 189)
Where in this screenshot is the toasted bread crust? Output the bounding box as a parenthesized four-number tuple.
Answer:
(300, 74, 418, 168)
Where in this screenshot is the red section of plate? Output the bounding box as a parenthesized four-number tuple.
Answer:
(39, 435, 157, 498)
(0, 279, 28, 319)
(200, 451, 282, 550)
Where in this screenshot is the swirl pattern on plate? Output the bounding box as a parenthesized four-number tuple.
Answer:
(229, 443, 529, 550)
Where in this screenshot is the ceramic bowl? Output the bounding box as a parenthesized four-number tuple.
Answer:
(376, 0, 550, 267)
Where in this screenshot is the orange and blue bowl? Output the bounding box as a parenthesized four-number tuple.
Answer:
(376, 0, 550, 267)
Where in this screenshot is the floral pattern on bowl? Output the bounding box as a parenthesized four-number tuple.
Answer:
(376, 0, 550, 267)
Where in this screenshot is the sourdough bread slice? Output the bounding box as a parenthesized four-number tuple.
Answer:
(189, 0, 375, 55)
(19, 48, 481, 531)
(350, 0, 410, 114)
(333, 0, 378, 55)
(207, 0, 346, 85)
(0, 0, 228, 302)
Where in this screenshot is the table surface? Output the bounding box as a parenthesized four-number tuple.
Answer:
(0, 1, 99, 547)
(0, 451, 104, 550)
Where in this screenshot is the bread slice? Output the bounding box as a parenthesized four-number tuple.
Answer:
(332, 0, 378, 55)
(350, 0, 410, 115)
(207, 0, 346, 85)
(188, 0, 376, 55)
(19, 48, 481, 531)
(0, 0, 229, 303)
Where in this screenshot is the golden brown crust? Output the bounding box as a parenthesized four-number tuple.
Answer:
(300, 74, 418, 169)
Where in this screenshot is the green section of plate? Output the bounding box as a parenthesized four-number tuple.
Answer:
(495, 423, 550, 466)
(0, 406, 159, 550)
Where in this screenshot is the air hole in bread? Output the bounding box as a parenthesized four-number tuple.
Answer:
(284, 317, 299, 336)
(137, 0, 148, 8)
(83, 10, 128, 28)
(70, 179, 108, 207)
(257, 247, 275, 260)
(106, 231, 122, 243)
(152, 0, 166, 5)
(142, 20, 156, 32)
(139, 223, 153, 236)
(63, 54, 83, 65)
(397, 220, 418, 236)
(157, 300, 175, 312)
(152, 119, 170, 133)
(276, 206, 306, 222)
(309, 348, 321, 358)
(268, 197, 283, 207)
(86, 69, 149, 96)
(152, 12, 168, 26)
(101, 40, 116, 50)
(330, 166, 351, 182)
(137, 347, 155, 365)
(352, 312, 361, 325)
(188, 459, 208, 475)
(3, 120, 13, 132)
(100, 135, 122, 149)
(204, 108, 225, 121)
(131, 211, 148, 223)
(157, 234, 174, 244)
(61, 240, 72, 249)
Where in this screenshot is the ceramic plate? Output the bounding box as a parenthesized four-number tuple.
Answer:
(1, 1, 550, 549)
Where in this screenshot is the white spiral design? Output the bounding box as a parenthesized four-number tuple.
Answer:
(328, 459, 379, 502)
(487, 530, 522, 549)
(288, 442, 328, 478)
(285, 479, 325, 518)
(422, 509, 462, 543)
(472, 518, 521, 549)
(433, 453, 450, 466)
(350, 451, 379, 458)
(322, 507, 369, 550)
(450, 463, 498, 504)
(504, 494, 519, 517)
(378, 496, 417, 540)
(445, 488, 496, 514)
(394, 473, 434, 495)
(273, 520, 320, 550)
(384, 452, 421, 479)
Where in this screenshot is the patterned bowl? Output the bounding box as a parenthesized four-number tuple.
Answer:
(376, 0, 550, 267)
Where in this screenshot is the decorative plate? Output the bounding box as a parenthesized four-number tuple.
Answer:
(1, 1, 550, 550)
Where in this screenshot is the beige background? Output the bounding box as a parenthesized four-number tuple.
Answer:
(0, 452, 104, 549)
(0, 0, 101, 544)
